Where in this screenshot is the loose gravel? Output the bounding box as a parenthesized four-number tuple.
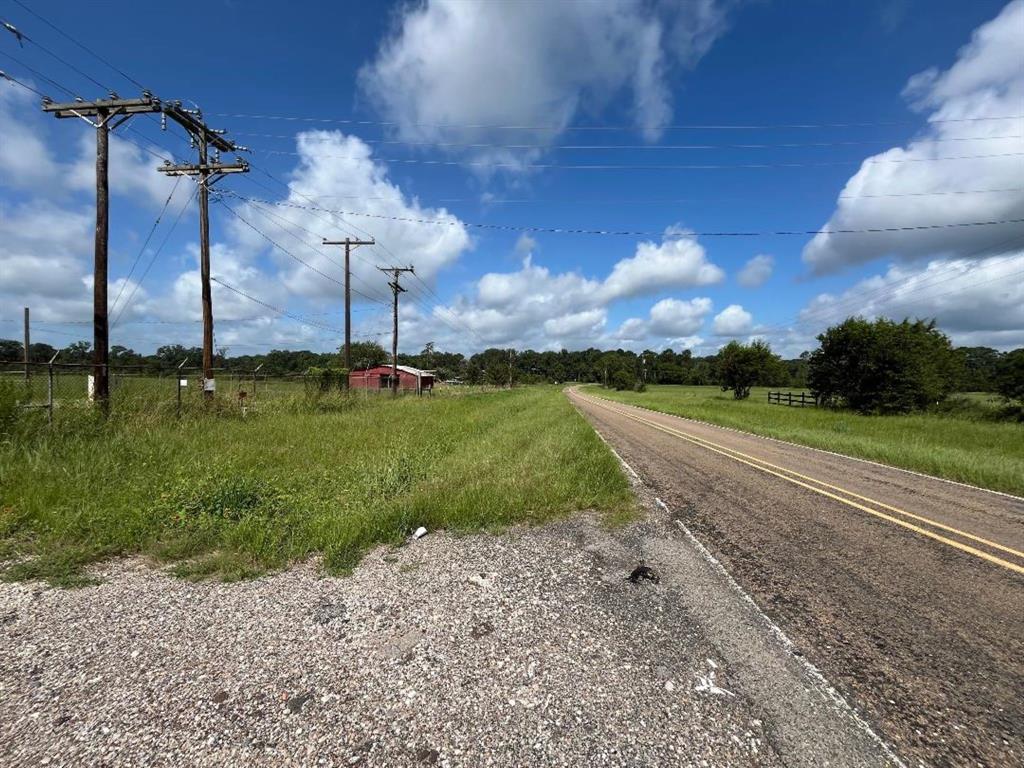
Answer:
(1, 515, 780, 767)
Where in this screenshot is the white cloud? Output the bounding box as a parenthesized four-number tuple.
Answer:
(67, 133, 179, 209)
(712, 304, 753, 336)
(543, 308, 607, 338)
(649, 297, 713, 336)
(602, 227, 724, 298)
(799, 253, 1024, 349)
(802, 0, 1024, 274)
(0, 200, 92, 322)
(737, 254, 774, 287)
(613, 317, 650, 342)
(231, 131, 471, 304)
(438, 226, 722, 348)
(359, 0, 737, 168)
(0, 82, 59, 191)
(514, 233, 537, 256)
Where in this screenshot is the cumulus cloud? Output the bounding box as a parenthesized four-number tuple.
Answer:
(0, 83, 60, 191)
(712, 304, 753, 336)
(359, 0, 738, 168)
(737, 254, 774, 287)
(438, 227, 723, 348)
(603, 227, 724, 297)
(799, 253, 1024, 349)
(802, 0, 1024, 274)
(229, 131, 471, 304)
(649, 297, 714, 336)
(0, 200, 92, 322)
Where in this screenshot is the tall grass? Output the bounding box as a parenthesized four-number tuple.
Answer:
(0, 387, 633, 586)
(591, 385, 1024, 496)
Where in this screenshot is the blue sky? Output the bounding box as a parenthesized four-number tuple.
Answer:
(1, 0, 1022, 356)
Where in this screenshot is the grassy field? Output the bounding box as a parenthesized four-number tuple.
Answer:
(589, 385, 1024, 496)
(0, 387, 633, 586)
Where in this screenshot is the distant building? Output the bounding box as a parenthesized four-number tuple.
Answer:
(349, 365, 435, 394)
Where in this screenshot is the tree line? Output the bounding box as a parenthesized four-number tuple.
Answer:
(3, 317, 1022, 414)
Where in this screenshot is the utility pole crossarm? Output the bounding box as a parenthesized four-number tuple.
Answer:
(42, 96, 161, 120)
(159, 161, 249, 175)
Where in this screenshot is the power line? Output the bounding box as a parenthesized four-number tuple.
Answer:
(1, 14, 109, 93)
(221, 193, 1024, 239)
(213, 196, 391, 307)
(214, 193, 391, 306)
(236, 131, 1023, 152)
(112, 187, 197, 326)
(109, 176, 183, 315)
(210, 278, 346, 333)
(213, 111, 1024, 132)
(8, 0, 148, 91)
(254, 147, 1024, 171)
(215, 187, 1024, 206)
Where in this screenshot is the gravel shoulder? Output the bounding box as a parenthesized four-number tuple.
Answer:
(570, 387, 1023, 767)
(1, 487, 897, 767)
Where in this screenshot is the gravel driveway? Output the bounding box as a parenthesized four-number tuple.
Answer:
(1, 486, 899, 768)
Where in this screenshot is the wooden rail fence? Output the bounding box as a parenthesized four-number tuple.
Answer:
(767, 391, 817, 407)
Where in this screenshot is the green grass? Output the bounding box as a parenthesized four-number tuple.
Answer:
(589, 385, 1024, 496)
(0, 387, 633, 586)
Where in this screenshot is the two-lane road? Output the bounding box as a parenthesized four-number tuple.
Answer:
(569, 387, 1024, 767)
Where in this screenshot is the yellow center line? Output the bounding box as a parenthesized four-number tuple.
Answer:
(577, 391, 1024, 577)
(589, 394, 1024, 562)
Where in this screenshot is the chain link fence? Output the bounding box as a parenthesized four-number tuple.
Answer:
(0, 362, 309, 421)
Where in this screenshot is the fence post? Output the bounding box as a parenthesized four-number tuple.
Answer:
(47, 351, 58, 425)
(176, 357, 189, 418)
(253, 363, 263, 400)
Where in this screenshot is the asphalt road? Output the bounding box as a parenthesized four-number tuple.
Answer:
(568, 387, 1024, 768)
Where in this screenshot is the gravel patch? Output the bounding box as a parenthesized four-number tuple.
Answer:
(0, 515, 777, 767)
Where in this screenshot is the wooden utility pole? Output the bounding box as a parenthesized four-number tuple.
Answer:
(158, 103, 248, 398)
(43, 95, 163, 411)
(22, 307, 29, 381)
(378, 266, 415, 396)
(322, 237, 374, 369)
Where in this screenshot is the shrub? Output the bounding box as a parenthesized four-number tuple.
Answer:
(305, 366, 350, 395)
(717, 339, 782, 400)
(808, 317, 958, 414)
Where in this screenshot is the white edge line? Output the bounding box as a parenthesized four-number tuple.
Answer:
(656, 490, 908, 767)
(576, 387, 1024, 503)
(578, 397, 906, 766)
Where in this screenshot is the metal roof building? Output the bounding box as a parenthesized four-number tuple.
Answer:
(349, 365, 435, 393)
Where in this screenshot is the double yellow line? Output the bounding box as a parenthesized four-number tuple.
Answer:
(578, 391, 1024, 576)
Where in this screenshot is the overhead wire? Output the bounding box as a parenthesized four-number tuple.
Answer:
(212, 111, 1024, 132)
(219, 193, 1024, 239)
(109, 176, 183, 315)
(252, 147, 1024, 171)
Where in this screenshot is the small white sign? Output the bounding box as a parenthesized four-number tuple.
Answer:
(179, 378, 188, 387)
(87, 374, 95, 401)
(203, 378, 216, 392)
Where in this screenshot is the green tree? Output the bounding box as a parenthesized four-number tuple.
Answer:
(808, 317, 958, 414)
(347, 340, 388, 369)
(994, 348, 1024, 404)
(955, 346, 1003, 392)
(717, 339, 782, 399)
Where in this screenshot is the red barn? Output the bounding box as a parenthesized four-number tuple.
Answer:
(349, 365, 435, 393)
